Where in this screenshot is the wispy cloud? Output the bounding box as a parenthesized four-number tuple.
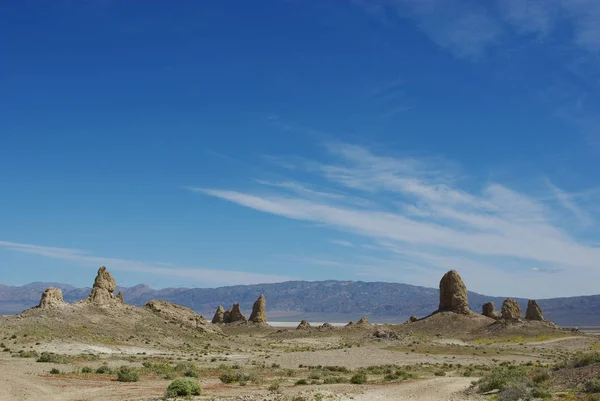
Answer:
(329, 239, 354, 247)
(189, 143, 600, 297)
(0, 241, 290, 286)
(545, 178, 593, 227)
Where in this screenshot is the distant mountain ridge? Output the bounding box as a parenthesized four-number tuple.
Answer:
(1, 280, 598, 326)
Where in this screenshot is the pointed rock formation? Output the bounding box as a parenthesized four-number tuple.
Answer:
(482, 302, 500, 319)
(38, 287, 66, 308)
(249, 294, 267, 324)
(319, 322, 334, 330)
(212, 305, 225, 323)
(86, 266, 119, 305)
(525, 300, 544, 321)
(223, 303, 247, 323)
(345, 321, 354, 327)
(501, 298, 522, 319)
(297, 320, 312, 330)
(438, 270, 470, 314)
(356, 316, 371, 326)
(117, 291, 124, 303)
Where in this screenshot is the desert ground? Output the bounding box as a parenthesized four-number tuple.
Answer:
(1, 268, 599, 401)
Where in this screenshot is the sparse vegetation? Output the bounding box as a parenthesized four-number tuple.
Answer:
(164, 377, 202, 398)
(116, 366, 139, 382)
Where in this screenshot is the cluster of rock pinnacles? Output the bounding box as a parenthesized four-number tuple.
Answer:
(212, 294, 268, 324)
(38, 265, 549, 326)
(438, 269, 546, 322)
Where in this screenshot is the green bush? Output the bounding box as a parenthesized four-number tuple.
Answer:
(573, 353, 600, 368)
(116, 366, 139, 382)
(350, 373, 367, 384)
(323, 376, 348, 384)
(267, 381, 280, 391)
(434, 370, 446, 376)
(50, 368, 60, 374)
(37, 352, 68, 363)
(95, 365, 111, 374)
(586, 379, 600, 393)
(295, 379, 308, 385)
(164, 377, 202, 398)
(81, 366, 93, 374)
(183, 369, 198, 378)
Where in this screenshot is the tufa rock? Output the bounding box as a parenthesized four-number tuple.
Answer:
(86, 266, 119, 305)
(438, 270, 471, 314)
(38, 287, 66, 308)
(356, 316, 371, 326)
(525, 300, 544, 321)
(212, 305, 225, 323)
(224, 303, 247, 323)
(501, 298, 522, 319)
(117, 291, 124, 303)
(297, 320, 312, 330)
(409, 315, 418, 322)
(249, 294, 267, 324)
(319, 322, 334, 330)
(482, 302, 500, 319)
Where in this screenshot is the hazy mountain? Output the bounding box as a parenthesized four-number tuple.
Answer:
(1, 280, 598, 326)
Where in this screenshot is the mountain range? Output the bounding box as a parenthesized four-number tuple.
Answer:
(1, 280, 598, 326)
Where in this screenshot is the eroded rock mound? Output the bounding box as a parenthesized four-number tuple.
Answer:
(144, 300, 221, 334)
(224, 303, 247, 323)
(525, 300, 544, 321)
(249, 294, 267, 324)
(345, 321, 354, 327)
(117, 291, 124, 303)
(38, 287, 66, 308)
(319, 322, 334, 330)
(409, 315, 418, 322)
(438, 269, 470, 314)
(356, 316, 371, 326)
(212, 305, 225, 323)
(297, 320, 312, 330)
(482, 302, 500, 319)
(86, 266, 119, 305)
(501, 298, 522, 319)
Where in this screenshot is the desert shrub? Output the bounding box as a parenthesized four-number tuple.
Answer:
(434, 370, 446, 376)
(586, 379, 600, 393)
(463, 369, 473, 377)
(116, 366, 139, 382)
(49, 368, 60, 374)
(16, 350, 39, 358)
(36, 352, 68, 363)
(324, 366, 350, 373)
(295, 379, 308, 385)
(95, 365, 111, 374)
(183, 369, 198, 378)
(573, 353, 600, 367)
(532, 370, 551, 383)
(164, 377, 202, 398)
(81, 366, 93, 374)
(477, 365, 551, 401)
(350, 372, 367, 384)
(268, 381, 281, 391)
(323, 376, 348, 384)
(219, 372, 236, 383)
(308, 372, 321, 380)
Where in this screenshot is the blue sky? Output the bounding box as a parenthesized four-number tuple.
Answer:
(1, 1, 599, 298)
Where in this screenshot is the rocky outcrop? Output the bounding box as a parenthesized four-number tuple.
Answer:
(297, 320, 312, 330)
(482, 302, 500, 319)
(345, 321, 354, 327)
(319, 322, 334, 330)
(117, 291, 124, 303)
(525, 300, 544, 321)
(356, 316, 371, 326)
(144, 300, 221, 334)
(212, 305, 225, 323)
(409, 315, 418, 322)
(438, 270, 470, 314)
(86, 266, 119, 305)
(223, 303, 247, 323)
(249, 294, 267, 324)
(38, 287, 66, 308)
(501, 298, 522, 319)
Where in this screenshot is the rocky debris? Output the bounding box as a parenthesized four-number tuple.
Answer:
(356, 316, 371, 326)
(224, 303, 247, 323)
(319, 322, 334, 330)
(525, 300, 545, 321)
(345, 321, 354, 327)
(501, 298, 522, 319)
(86, 266, 119, 305)
(297, 320, 312, 330)
(116, 291, 124, 303)
(373, 328, 399, 339)
(482, 302, 501, 319)
(38, 287, 66, 308)
(212, 305, 225, 323)
(438, 269, 471, 314)
(249, 294, 267, 324)
(409, 315, 418, 322)
(144, 300, 221, 334)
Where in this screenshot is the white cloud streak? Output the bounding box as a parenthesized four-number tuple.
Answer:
(190, 143, 600, 297)
(0, 241, 289, 286)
